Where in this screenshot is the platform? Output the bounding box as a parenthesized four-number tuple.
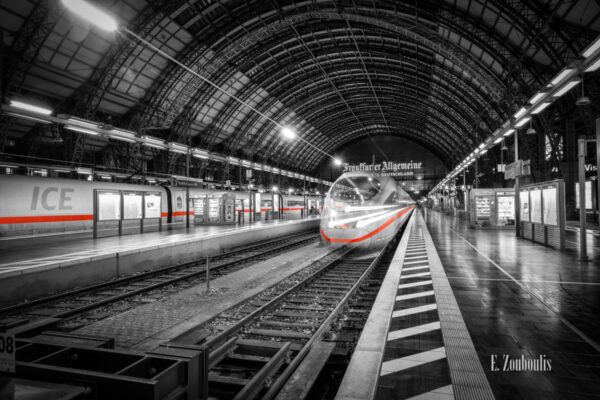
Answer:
(337, 208, 600, 399)
(0, 217, 320, 305)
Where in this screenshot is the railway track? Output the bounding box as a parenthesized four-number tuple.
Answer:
(181, 233, 403, 400)
(0, 231, 318, 333)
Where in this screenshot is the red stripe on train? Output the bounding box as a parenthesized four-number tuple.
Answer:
(320, 206, 414, 243)
(0, 214, 94, 224)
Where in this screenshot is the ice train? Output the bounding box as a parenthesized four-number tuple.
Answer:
(0, 174, 321, 237)
(320, 172, 414, 248)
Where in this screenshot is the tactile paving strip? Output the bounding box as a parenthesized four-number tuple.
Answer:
(376, 224, 453, 400)
(417, 213, 495, 400)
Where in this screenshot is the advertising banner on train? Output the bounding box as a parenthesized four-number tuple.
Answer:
(144, 194, 161, 218)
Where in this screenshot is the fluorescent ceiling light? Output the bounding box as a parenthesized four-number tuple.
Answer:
(65, 125, 100, 135)
(529, 92, 545, 104)
(531, 102, 551, 114)
(494, 137, 503, 144)
(141, 135, 165, 145)
(280, 126, 296, 139)
(504, 129, 515, 137)
(478, 143, 485, 149)
(143, 142, 167, 150)
(168, 142, 188, 154)
(333, 158, 342, 166)
(109, 136, 136, 143)
(62, 0, 118, 31)
(192, 148, 209, 159)
(67, 117, 97, 128)
(109, 128, 136, 138)
(514, 107, 527, 119)
(582, 36, 600, 58)
(515, 116, 531, 128)
(9, 100, 53, 115)
(480, 149, 488, 155)
(6, 112, 51, 124)
(584, 58, 600, 72)
(76, 167, 93, 175)
(550, 68, 575, 86)
(552, 80, 580, 98)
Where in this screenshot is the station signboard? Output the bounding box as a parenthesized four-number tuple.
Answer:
(0, 331, 15, 373)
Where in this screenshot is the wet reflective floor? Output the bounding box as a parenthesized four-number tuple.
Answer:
(424, 208, 600, 399)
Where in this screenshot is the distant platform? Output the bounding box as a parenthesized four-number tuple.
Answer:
(0, 217, 320, 305)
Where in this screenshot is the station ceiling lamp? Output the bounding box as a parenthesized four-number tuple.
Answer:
(333, 158, 343, 166)
(280, 127, 296, 140)
(9, 100, 53, 116)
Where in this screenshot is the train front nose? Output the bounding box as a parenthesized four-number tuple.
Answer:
(320, 226, 373, 248)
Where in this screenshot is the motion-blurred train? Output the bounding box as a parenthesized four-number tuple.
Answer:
(320, 172, 414, 248)
(0, 174, 321, 237)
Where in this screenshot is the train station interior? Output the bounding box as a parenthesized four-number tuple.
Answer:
(1, 0, 600, 399)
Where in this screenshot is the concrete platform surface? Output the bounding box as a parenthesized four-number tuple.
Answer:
(426, 208, 600, 400)
(0, 217, 320, 305)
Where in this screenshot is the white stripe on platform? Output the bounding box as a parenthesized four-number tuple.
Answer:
(406, 385, 454, 400)
(404, 260, 429, 266)
(405, 250, 427, 255)
(392, 303, 437, 318)
(396, 290, 435, 301)
(388, 321, 441, 341)
(405, 255, 428, 260)
(398, 280, 433, 289)
(380, 347, 446, 376)
(403, 265, 429, 272)
(402, 271, 431, 279)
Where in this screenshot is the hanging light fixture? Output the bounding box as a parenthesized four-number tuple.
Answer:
(576, 75, 591, 106)
(526, 120, 536, 135)
(501, 139, 508, 151)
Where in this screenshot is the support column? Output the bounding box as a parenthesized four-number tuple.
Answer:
(579, 139, 588, 261)
(515, 131, 521, 237)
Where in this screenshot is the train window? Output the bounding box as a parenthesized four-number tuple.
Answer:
(330, 177, 381, 203)
(177, 196, 183, 209)
(286, 200, 305, 206)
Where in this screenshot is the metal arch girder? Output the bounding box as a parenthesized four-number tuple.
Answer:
(270, 69, 475, 135)
(288, 95, 464, 153)
(274, 108, 459, 171)
(241, 38, 500, 122)
(138, 6, 503, 144)
(436, 8, 536, 89)
(1, 0, 60, 152)
(259, 69, 477, 146)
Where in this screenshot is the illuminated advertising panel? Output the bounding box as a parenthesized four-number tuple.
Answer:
(123, 193, 142, 219)
(520, 190, 530, 222)
(530, 189, 542, 223)
(98, 192, 121, 221)
(543, 186, 558, 226)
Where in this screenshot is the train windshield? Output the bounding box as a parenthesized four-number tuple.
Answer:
(329, 176, 382, 204)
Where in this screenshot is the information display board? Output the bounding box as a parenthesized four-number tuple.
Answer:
(208, 198, 219, 220)
(273, 194, 279, 211)
(496, 193, 515, 220)
(475, 195, 492, 217)
(575, 181, 593, 210)
(530, 188, 542, 223)
(98, 192, 121, 221)
(123, 193, 143, 220)
(543, 186, 558, 226)
(254, 193, 261, 213)
(194, 198, 205, 216)
(520, 190, 530, 222)
(144, 194, 162, 218)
